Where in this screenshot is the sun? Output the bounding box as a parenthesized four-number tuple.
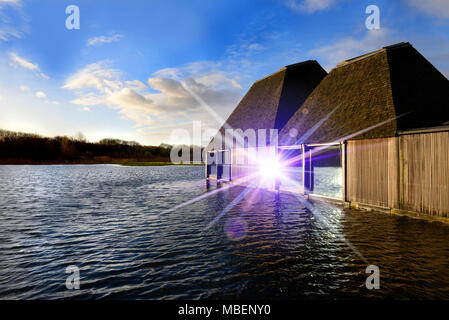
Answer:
(258, 157, 281, 179)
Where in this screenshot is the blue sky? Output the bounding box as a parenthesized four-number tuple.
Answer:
(0, 0, 448, 145)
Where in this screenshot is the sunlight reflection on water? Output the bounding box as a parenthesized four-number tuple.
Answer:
(1, 165, 449, 299)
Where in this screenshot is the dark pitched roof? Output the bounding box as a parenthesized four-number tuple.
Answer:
(208, 61, 327, 149)
(279, 42, 449, 145)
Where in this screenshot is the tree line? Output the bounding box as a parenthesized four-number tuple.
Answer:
(0, 129, 200, 164)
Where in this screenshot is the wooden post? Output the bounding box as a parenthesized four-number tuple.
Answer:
(230, 149, 233, 181)
(309, 147, 314, 193)
(274, 146, 280, 192)
(205, 151, 211, 187)
(341, 141, 347, 202)
(396, 135, 401, 210)
(301, 144, 306, 195)
(217, 151, 223, 180)
(205, 152, 210, 179)
(302, 145, 314, 194)
(225, 149, 232, 182)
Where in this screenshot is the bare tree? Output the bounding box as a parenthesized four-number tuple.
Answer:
(73, 132, 87, 142)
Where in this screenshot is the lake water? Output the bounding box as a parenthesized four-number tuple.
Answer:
(1, 165, 449, 299)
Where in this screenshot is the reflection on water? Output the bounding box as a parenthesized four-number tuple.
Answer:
(1, 165, 449, 299)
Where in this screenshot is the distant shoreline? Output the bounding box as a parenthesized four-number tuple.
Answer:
(117, 162, 203, 167)
(0, 160, 203, 166)
(1, 128, 204, 168)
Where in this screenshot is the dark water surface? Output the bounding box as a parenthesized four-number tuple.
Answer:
(1, 165, 449, 299)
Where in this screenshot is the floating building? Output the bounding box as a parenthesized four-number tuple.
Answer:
(212, 60, 327, 147)
(206, 60, 327, 181)
(206, 42, 449, 219)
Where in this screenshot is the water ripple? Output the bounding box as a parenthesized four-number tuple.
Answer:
(1, 165, 449, 299)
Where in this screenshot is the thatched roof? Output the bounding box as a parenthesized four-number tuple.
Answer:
(208, 61, 327, 149)
(279, 42, 449, 145)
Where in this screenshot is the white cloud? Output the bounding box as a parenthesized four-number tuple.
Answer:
(87, 34, 123, 46)
(285, 0, 337, 13)
(309, 29, 393, 69)
(148, 64, 242, 127)
(62, 62, 121, 93)
(9, 53, 50, 79)
(406, 0, 449, 19)
(146, 76, 239, 115)
(35, 91, 46, 98)
(108, 87, 153, 112)
(19, 84, 29, 92)
(62, 62, 160, 125)
(10, 52, 38, 70)
(63, 61, 242, 131)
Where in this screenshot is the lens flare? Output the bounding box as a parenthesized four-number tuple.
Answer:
(224, 217, 248, 241)
(258, 157, 281, 179)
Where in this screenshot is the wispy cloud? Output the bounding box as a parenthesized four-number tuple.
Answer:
(406, 0, 449, 19)
(309, 29, 393, 69)
(0, 0, 21, 4)
(155, 62, 242, 90)
(9, 52, 50, 79)
(285, 0, 337, 13)
(0, 0, 25, 41)
(17, 85, 59, 105)
(10, 52, 38, 70)
(87, 33, 123, 46)
(19, 84, 29, 92)
(33, 90, 59, 104)
(0, 27, 21, 41)
(226, 42, 266, 59)
(125, 80, 147, 91)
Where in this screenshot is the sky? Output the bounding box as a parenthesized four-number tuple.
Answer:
(0, 0, 448, 146)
